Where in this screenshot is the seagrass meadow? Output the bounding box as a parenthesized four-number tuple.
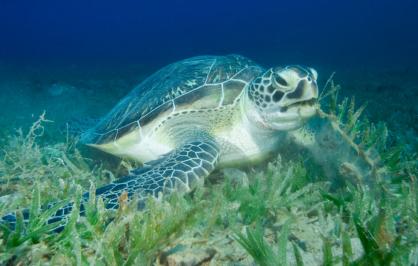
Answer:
(0, 66, 417, 265)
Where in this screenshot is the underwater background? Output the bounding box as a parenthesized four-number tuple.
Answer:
(1, 0, 418, 265)
(1, 0, 418, 136)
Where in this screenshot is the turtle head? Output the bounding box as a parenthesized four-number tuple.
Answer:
(244, 66, 319, 131)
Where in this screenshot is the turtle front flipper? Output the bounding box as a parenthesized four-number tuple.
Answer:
(93, 139, 220, 209)
(1, 139, 219, 233)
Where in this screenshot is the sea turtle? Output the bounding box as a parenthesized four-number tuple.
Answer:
(2, 54, 319, 230)
(78, 54, 318, 207)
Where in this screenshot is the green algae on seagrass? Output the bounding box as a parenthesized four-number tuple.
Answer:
(1, 77, 417, 265)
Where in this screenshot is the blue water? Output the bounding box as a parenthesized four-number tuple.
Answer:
(1, 0, 418, 69)
(1, 0, 417, 146)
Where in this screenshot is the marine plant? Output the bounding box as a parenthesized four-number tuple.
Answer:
(0, 80, 416, 265)
(233, 78, 417, 265)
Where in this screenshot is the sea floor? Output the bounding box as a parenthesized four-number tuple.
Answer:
(0, 63, 417, 265)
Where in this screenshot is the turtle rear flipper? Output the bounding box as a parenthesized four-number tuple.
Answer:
(1, 139, 220, 233)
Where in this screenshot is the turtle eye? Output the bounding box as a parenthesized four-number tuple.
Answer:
(274, 74, 288, 86)
(307, 76, 312, 82)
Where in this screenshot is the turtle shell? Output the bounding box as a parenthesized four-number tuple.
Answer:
(81, 54, 264, 145)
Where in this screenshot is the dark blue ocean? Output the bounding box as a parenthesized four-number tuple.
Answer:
(1, 0, 418, 68)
